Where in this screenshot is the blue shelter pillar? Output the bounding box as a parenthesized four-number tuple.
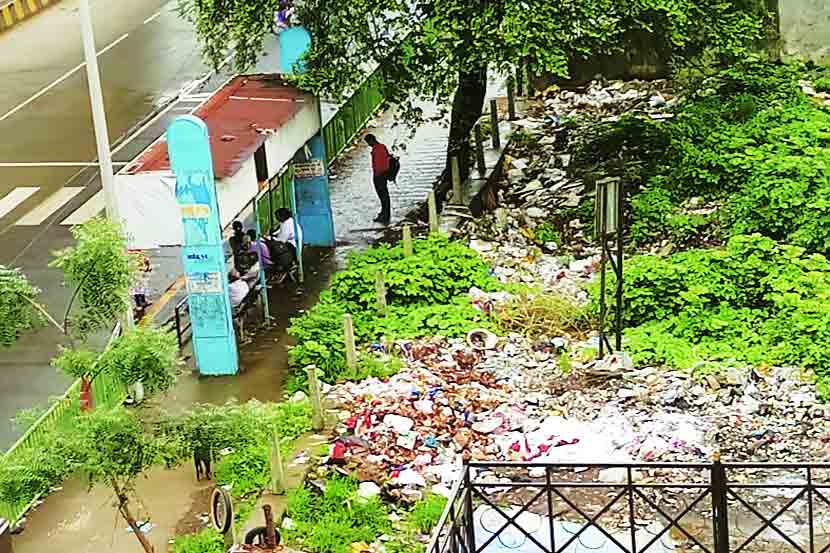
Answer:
(167, 115, 239, 376)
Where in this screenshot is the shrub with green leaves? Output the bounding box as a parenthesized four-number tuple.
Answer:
(170, 529, 225, 553)
(50, 217, 139, 339)
(288, 235, 498, 383)
(0, 266, 43, 347)
(284, 476, 391, 553)
(596, 234, 830, 397)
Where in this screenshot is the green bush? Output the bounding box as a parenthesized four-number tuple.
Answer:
(288, 235, 497, 383)
(284, 476, 391, 553)
(572, 61, 830, 252)
(215, 444, 270, 497)
(410, 494, 448, 534)
(597, 234, 830, 395)
(170, 529, 225, 553)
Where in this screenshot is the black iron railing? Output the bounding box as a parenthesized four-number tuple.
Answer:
(428, 461, 830, 553)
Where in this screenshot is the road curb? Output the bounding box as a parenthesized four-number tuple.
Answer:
(0, 0, 58, 34)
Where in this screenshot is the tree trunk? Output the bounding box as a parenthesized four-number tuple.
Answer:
(434, 67, 488, 211)
(112, 479, 155, 553)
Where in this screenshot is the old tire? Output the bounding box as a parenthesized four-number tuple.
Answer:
(244, 526, 281, 546)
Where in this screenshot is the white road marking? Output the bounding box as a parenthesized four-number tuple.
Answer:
(143, 10, 162, 25)
(0, 162, 129, 167)
(61, 189, 104, 225)
(0, 187, 39, 218)
(0, 33, 130, 124)
(17, 187, 84, 225)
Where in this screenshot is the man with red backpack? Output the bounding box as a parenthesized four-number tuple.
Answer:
(364, 134, 399, 225)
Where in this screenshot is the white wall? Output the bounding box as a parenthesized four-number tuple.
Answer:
(264, 98, 321, 177)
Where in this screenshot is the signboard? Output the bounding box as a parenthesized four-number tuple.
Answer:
(293, 160, 324, 179)
(167, 115, 239, 376)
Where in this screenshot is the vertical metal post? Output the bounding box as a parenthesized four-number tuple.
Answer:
(711, 456, 730, 553)
(79, 0, 134, 331)
(808, 467, 815, 553)
(463, 462, 476, 553)
(174, 306, 182, 349)
(451, 157, 463, 205)
(546, 467, 556, 553)
(489, 99, 501, 150)
(615, 180, 624, 351)
(627, 467, 637, 553)
(474, 124, 486, 176)
(252, 199, 271, 321)
(526, 63, 536, 97)
(598, 182, 608, 359)
(507, 77, 517, 121)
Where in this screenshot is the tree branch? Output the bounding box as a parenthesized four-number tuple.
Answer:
(23, 296, 64, 335)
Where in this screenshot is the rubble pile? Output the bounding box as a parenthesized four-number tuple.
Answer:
(491, 79, 677, 213)
(315, 79, 830, 520)
(324, 330, 830, 500)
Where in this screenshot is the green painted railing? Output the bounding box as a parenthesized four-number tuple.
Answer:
(0, 326, 126, 523)
(322, 68, 386, 164)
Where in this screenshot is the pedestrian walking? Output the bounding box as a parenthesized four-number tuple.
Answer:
(132, 256, 153, 313)
(365, 133, 392, 225)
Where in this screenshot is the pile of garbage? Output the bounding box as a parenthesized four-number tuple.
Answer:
(323, 328, 830, 500)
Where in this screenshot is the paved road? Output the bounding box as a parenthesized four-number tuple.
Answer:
(0, 0, 272, 448)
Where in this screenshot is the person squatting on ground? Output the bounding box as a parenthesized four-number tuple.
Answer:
(365, 133, 392, 225)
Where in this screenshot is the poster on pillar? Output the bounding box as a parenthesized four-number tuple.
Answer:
(294, 134, 335, 246)
(167, 115, 239, 376)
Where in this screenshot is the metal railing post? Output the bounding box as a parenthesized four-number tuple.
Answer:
(712, 455, 730, 553)
(463, 461, 476, 553)
(489, 99, 501, 150)
(474, 123, 486, 176)
(507, 77, 517, 120)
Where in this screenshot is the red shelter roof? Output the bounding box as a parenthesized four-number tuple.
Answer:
(126, 74, 313, 179)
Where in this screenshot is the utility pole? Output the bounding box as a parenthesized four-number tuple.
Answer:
(78, 0, 135, 330)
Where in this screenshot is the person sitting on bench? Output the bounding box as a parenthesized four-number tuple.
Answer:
(271, 208, 303, 263)
(228, 269, 249, 309)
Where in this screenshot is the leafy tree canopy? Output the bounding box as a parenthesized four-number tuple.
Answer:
(50, 217, 139, 339)
(52, 326, 179, 394)
(180, 0, 769, 200)
(0, 266, 42, 347)
(181, 0, 768, 112)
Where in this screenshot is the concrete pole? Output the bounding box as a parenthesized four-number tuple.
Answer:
(79, 0, 135, 330)
(79, 0, 116, 222)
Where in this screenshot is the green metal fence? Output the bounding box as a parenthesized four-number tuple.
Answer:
(0, 327, 126, 523)
(322, 68, 386, 163)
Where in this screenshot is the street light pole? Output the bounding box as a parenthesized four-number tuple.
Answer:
(78, 0, 135, 331)
(78, 0, 117, 221)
